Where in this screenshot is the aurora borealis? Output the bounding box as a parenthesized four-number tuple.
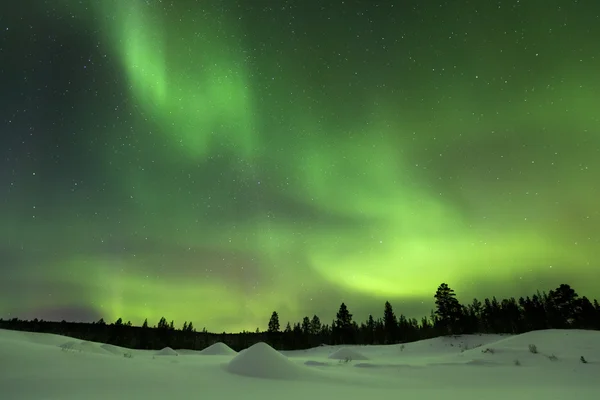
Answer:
(1, 0, 599, 333)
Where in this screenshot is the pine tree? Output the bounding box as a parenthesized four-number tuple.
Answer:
(365, 314, 375, 344)
(310, 315, 321, 335)
(142, 319, 148, 329)
(383, 301, 397, 344)
(334, 303, 354, 344)
(114, 318, 123, 326)
(301, 317, 311, 335)
(267, 311, 280, 333)
(434, 283, 462, 335)
(550, 284, 579, 325)
(157, 317, 168, 329)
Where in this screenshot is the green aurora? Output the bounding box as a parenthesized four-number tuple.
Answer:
(1, 0, 599, 332)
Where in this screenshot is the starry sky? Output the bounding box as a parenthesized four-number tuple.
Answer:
(1, 0, 599, 333)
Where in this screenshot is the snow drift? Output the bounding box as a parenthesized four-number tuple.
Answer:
(200, 342, 237, 355)
(226, 342, 308, 380)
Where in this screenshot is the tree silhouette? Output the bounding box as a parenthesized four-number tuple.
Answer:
(334, 302, 354, 344)
(549, 284, 579, 326)
(266, 311, 281, 347)
(267, 311, 280, 333)
(0, 281, 598, 352)
(434, 283, 462, 335)
(383, 301, 397, 344)
(157, 317, 168, 329)
(364, 314, 375, 344)
(310, 315, 321, 335)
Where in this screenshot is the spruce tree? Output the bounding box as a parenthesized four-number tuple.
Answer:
(383, 301, 397, 344)
(157, 317, 168, 329)
(365, 314, 375, 344)
(310, 315, 321, 335)
(334, 303, 354, 344)
(301, 317, 311, 335)
(434, 283, 462, 335)
(267, 311, 280, 333)
(550, 284, 579, 325)
(284, 322, 292, 333)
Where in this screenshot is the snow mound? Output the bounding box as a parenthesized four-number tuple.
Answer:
(155, 347, 178, 356)
(100, 343, 128, 355)
(59, 340, 109, 355)
(200, 342, 237, 355)
(398, 333, 508, 355)
(328, 347, 369, 361)
(460, 329, 600, 365)
(226, 342, 307, 380)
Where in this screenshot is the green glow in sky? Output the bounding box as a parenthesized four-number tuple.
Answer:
(1, 0, 599, 332)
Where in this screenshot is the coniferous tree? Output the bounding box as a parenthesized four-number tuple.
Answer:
(550, 284, 579, 326)
(267, 311, 281, 348)
(0, 281, 597, 352)
(575, 297, 596, 329)
(434, 283, 462, 335)
(267, 312, 280, 333)
(374, 318, 385, 344)
(364, 315, 375, 344)
(334, 303, 354, 344)
(300, 316, 312, 347)
(466, 298, 483, 333)
(310, 315, 321, 335)
(157, 317, 168, 329)
(301, 316, 311, 335)
(383, 301, 398, 344)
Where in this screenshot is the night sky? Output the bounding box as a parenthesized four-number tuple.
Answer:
(1, 0, 599, 333)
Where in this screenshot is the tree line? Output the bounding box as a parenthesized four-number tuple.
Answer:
(1, 283, 598, 351)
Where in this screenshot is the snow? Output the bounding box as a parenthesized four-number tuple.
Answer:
(199, 341, 237, 355)
(226, 342, 312, 380)
(59, 340, 114, 355)
(0, 328, 598, 399)
(328, 347, 369, 361)
(154, 347, 179, 356)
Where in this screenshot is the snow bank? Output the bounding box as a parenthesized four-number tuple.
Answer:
(59, 340, 110, 355)
(100, 343, 127, 355)
(226, 342, 307, 380)
(328, 347, 368, 361)
(460, 329, 600, 366)
(200, 342, 237, 355)
(155, 347, 179, 356)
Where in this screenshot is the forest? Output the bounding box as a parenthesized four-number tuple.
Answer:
(1, 283, 599, 352)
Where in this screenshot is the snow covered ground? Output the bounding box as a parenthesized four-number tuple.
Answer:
(0, 328, 598, 399)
